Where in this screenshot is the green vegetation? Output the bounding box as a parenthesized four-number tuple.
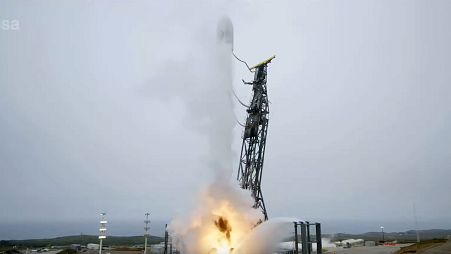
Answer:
(0, 249, 21, 254)
(330, 229, 451, 243)
(56, 249, 77, 254)
(0, 235, 164, 248)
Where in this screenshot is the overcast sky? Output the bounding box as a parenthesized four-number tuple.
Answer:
(1, 0, 451, 239)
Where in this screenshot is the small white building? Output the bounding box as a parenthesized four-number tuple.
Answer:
(365, 241, 376, 246)
(335, 239, 364, 247)
(87, 243, 100, 250)
(150, 242, 165, 254)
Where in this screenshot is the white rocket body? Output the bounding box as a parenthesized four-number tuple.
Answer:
(217, 17, 234, 51)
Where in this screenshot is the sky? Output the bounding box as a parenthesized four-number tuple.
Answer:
(1, 0, 451, 239)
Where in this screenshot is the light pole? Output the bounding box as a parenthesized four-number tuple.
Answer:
(144, 213, 150, 254)
(380, 226, 384, 242)
(99, 213, 107, 254)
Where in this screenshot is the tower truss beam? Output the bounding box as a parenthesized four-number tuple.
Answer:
(237, 58, 273, 221)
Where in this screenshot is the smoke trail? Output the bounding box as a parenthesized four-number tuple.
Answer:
(150, 17, 302, 254)
(147, 17, 236, 179)
(164, 17, 265, 254)
(149, 17, 239, 180)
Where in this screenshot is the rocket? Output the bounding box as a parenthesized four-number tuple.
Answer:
(217, 16, 234, 51)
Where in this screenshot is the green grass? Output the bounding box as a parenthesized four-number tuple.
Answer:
(56, 249, 77, 254)
(0, 235, 164, 248)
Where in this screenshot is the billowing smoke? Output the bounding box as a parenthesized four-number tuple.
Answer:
(169, 180, 262, 253)
(148, 17, 237, 179)
(149, 16, 287, 254)
(162, 17, 264, 254)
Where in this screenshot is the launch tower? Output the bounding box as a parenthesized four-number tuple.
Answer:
(237, 56, 275, 221)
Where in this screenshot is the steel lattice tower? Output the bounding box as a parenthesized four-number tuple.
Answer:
(237, 56, 274, 221)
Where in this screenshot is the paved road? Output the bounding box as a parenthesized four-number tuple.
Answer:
(326, 245, 406, 254)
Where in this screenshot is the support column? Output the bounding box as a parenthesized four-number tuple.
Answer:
(306, 221, 312, 254)
(300, 222, 307, 254)
(316, 223, 322, 254)
(294, 222, 299, 254)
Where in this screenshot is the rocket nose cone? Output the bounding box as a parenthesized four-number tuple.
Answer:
(217, 16, 234, 49)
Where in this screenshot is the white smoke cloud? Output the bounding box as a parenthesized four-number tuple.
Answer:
(146, 22, 236, 179)
(147, 16, 302, 254)
(147, 16, 266, 253)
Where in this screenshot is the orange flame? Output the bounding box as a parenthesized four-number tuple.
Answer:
(169, 183, 263, 254)
(214, 216, 232, 242)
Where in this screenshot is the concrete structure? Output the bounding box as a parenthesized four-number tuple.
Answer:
(335, 239, 364, 247)
(87, 243, 100, 250)
(150, 242, 172, 254)
(365, 241, 376, 247)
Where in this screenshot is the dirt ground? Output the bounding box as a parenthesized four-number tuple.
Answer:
(420, 239, 451, 254)
(325, 244, 411, 254)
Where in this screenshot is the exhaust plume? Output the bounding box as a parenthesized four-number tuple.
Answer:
(151, 16, 286, 254)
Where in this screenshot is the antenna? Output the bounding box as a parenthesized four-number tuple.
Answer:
(144, 213, 150, 254)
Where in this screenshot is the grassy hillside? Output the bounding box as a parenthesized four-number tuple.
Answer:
(0, 235, 164, 248)
(331, 229, 451, 242)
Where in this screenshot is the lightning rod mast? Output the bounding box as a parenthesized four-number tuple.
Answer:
(98, 213, 107, 254)
(144, 213, 150, 254)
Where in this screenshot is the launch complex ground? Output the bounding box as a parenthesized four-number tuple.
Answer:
(4, 239, 451, 254)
